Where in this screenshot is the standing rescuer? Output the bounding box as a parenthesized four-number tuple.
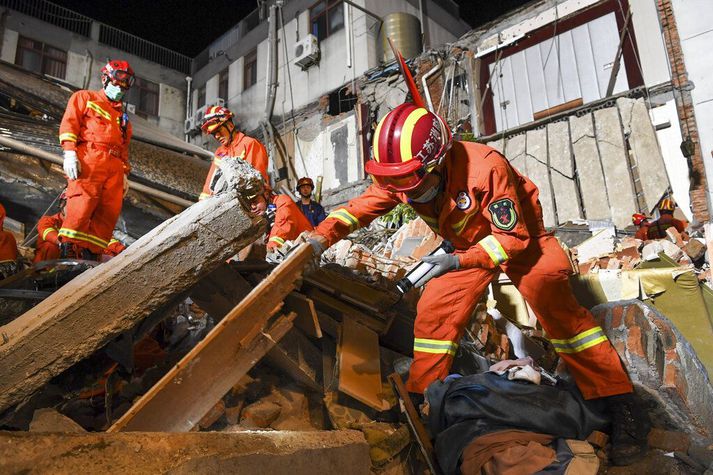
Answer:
(199, 106, 270, 200)
(295, 177, 327, 227)
(306, 47, 651, 465)
(0, 203, 18, 279)
(58, 60, 134, 260)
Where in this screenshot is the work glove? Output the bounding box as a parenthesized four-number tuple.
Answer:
(63, 150, 81, 180)
(419, 253, 460, 282)
(123, 174, 129, 197)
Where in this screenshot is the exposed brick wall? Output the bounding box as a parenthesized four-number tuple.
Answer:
(657, 0, 710, 222)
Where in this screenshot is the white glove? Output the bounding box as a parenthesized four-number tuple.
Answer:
(420, 253, 460, 281)
(123, 174, 129, 197)
(63, 150, 80, 180)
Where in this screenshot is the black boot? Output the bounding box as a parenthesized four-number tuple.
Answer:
(605, 392, 651, 466)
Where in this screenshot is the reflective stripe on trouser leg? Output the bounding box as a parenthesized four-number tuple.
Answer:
(550, 326, 608, 354)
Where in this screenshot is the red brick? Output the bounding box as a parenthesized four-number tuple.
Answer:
(663, 364, 688, 403)
(665, 349, 680, 364)
(613, 340, 626, 357)
(611, 307, 624, 329)
(627, 326, 646, 358)
(624, 306, 639, 327)
(648, 428, 690, 452)
(652, 319, 677, 350)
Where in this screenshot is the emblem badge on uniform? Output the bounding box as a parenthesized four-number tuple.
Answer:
(488, 198, 517, 231)
(456, 191, 471, 210)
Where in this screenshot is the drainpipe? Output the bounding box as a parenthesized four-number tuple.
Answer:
(344, 2, 352, 69)
(83, 49, 93, 90)
(184, 76, 192, 142)
(418, 0, 425, 51)
(263, 2, 278, 122)
(421, 57, 442, 113)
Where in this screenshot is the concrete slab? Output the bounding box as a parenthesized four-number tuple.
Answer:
(0, 430, 371, 475)
(594, 107, 638, 229)
(570, 114, 610, 221)
(0, 160, 265, 413)
(618, 97, 670, 212)
(546, 120, 582, 223)
(504, 133, 527, 175)
(487, 138, 504, 153)
(525, 127, 556, 227)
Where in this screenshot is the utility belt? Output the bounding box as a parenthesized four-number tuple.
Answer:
(82, 142, 123, 158)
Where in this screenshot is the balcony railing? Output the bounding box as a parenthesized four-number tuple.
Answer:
(0, 0, 92, 36)
(99, 24, 191, 74)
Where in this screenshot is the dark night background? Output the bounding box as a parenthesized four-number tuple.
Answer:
(50, 1, 532, 57)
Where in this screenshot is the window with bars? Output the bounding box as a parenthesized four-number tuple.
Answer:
(310, 0, 344, 42)
(197, 85, 206, 109)
(219, 69, 229, 100)
(243, 49, 258, 90)
(126, 77, 160, 118)
(15, 36, 67, 79)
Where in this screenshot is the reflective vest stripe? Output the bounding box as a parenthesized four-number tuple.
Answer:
(86, 101, 112, 121)
(478, 235, 509, 266)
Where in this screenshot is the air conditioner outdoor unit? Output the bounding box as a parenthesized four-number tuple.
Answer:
(294, 34, 320, 70)
(126, 103, 136, 114)
(184, 117, 196, 135)
(194, 104, 208, 125)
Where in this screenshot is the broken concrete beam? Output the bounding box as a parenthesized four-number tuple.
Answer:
(0, 158, 265, 414)
(0, 430, 371, 474)
(547, 120, 582, 223)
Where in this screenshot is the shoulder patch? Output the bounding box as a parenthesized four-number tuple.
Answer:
(488, 198, 517, 231)
(456, 191, 471, 210)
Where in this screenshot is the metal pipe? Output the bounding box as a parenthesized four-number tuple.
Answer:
(263, 3, 278, 121)
(344, 2, 353, 69)
(342, 0, 382, 23)
(418, 0, 425, 51)
(422, 57, 443, 113)
(184, 75, 192, 142)
(0, 135, 195, 208)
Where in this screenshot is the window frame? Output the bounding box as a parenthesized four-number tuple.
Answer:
(129, 76, 160, 119)
(309, 0, 344, 42)
(218, 68, 229, 100)
(15, 35, 67, 79)
(243, 49, 258, 90)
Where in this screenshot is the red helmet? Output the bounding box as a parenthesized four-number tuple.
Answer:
(296, 177, 314, 191)
(365, 103, 451, 192)
(659, 198, 676, 212)
(101, 60, 135, 89)
(201, 105, 234, 134)
(632, 213, 647, 226)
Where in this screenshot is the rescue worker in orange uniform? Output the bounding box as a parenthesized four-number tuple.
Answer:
(199, 106, 269, 200)
(632, 213, 650, 240)
(0, 203, 18, 279)
(35, 193, 127, 263)
(645, 198, 686, 239)
(58, 60, 134, 260)
(307, 49, 650, 466)
(244, 181, 313, 250)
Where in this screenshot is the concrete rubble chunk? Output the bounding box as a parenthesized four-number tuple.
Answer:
(0, 430, 371, 475)
(0, 157, 265, 414)
(29, 408, 86, 433)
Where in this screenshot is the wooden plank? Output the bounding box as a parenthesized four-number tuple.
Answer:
(284, 292, 322, 338)
(108, 244, 313, 432)
(594, 106, 637, 229)
(267, 327, 323, 392)
(316, 310, 340, 339)
(0, 188, 263, 414)
(307, 287, 386, 334)
(338, 318, 391, 411)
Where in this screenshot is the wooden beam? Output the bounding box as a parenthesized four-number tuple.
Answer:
(306, 288, 387, 335)
(266, 327, 323, 392)
(284, 292, 322, 338)
(108, 244, 313, 432)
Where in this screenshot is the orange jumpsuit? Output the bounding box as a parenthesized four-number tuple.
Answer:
(59, 89, 132, 254)
(34, 213, 63, 263)
(266, 195, 314, 249)
(200, 131, 269, 200)
(314, 141, 633, 398)
(645, 214, 686, 239)
(0, 204, 18, 268)
(104, 238, 126, 257)
(634, 224, 650, 240)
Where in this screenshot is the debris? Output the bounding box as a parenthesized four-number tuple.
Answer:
(648, 428, 691, 453)
(29, 408, 86, 433)
(240, 400, 282, 428)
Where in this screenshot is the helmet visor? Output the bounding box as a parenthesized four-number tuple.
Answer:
(108, 70, 135, 89)
(370, 167, 426, 192)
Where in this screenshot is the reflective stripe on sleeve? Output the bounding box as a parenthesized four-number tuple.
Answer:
(477, 235, 509, 266)
(199, 192, 211, 201)
(42, 227, 57, 241)
(327, 208, 360, 231)
(59, 132, 77, 143)
(269, 236, 286, 246)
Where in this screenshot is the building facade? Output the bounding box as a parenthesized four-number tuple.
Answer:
(0, 0, 189, 137)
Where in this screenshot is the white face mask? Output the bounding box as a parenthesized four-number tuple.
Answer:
(104, 83, 125, 101)
(411, 183, 440, 203)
